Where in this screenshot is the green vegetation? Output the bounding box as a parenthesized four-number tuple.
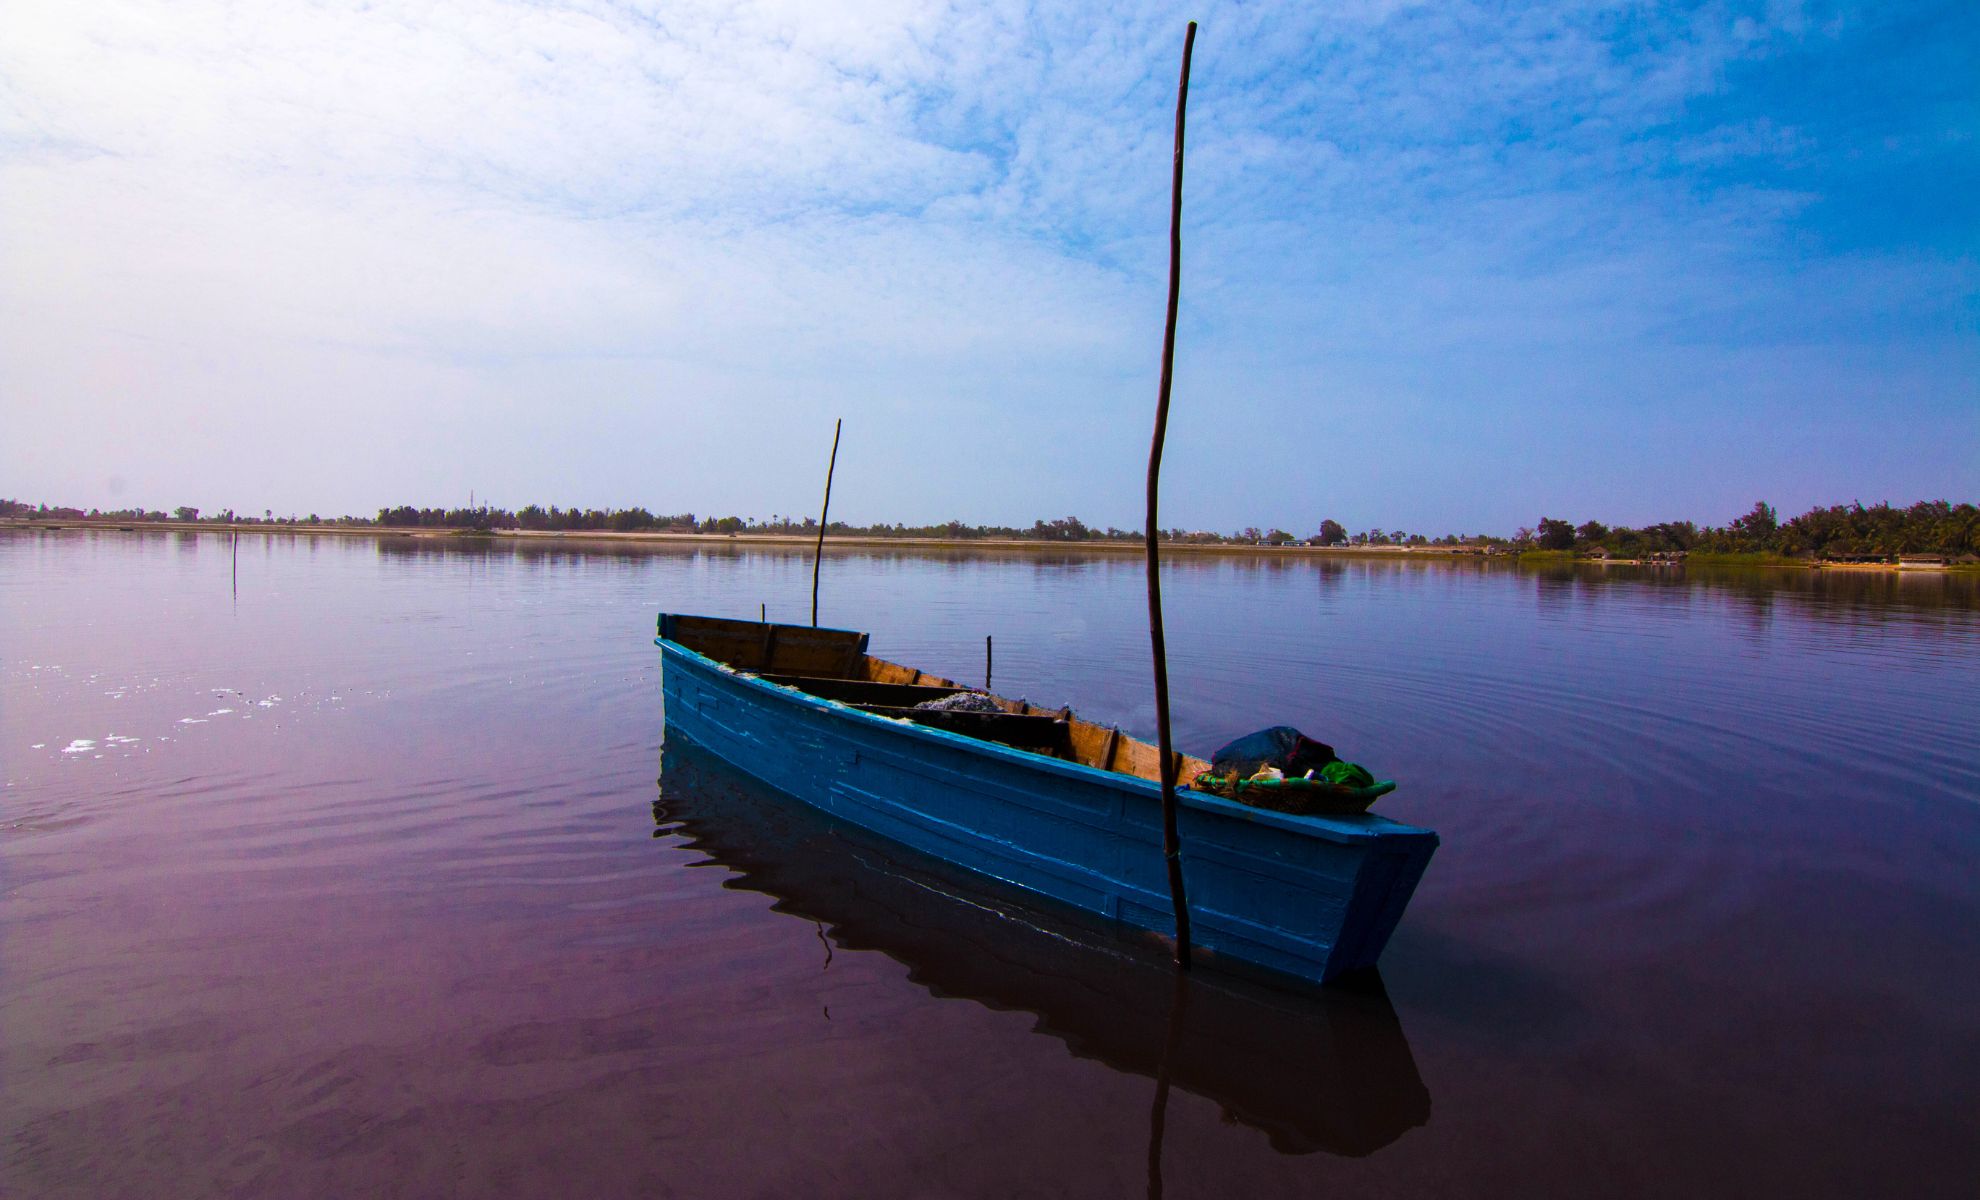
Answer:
(3, 497, 1973, 561)
(1510, 501, 1978, 560)
(371, 507, 1151, 541)
(0, 500, 375, 529)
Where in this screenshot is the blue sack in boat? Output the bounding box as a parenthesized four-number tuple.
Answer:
(1210, 726, 1337, 779)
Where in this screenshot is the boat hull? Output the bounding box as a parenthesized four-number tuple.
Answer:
(658, 633, 1438, 986)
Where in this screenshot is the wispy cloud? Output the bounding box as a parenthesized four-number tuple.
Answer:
(2, 1, 1973, 529)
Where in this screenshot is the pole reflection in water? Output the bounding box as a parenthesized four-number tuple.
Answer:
(1146, 968, 1189, 1198)
(655, 736, 1432, 1159)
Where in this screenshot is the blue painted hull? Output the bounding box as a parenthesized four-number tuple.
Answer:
(658, 630, 1438, 987)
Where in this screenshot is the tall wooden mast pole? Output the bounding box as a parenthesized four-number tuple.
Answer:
(1146, 21, 1196, 970)
(811, 417, 842, 628)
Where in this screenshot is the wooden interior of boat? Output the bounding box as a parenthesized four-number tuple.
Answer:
(662, 614, 1210, 785)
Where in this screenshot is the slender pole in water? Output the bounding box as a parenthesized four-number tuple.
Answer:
(1145, 21, 1196, 970)
(231, 529, 238, 598)
(811, 417, 842, 628)
(985, 635, 993, 691)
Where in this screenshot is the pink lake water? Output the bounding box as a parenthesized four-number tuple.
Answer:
(3, 528, 1977, 1198)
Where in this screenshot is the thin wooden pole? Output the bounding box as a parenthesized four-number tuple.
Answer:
(811, 418, 842, 628)
(1146, 21, 1196, 970)
(985, 635, 993, 691)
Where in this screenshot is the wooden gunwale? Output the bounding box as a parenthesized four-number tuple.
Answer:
(660, 613, 1210, 785)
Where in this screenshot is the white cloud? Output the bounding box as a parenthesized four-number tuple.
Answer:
(2, 1, 1971, 530)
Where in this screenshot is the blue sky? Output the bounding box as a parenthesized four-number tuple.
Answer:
(2, 1, 1973, 535)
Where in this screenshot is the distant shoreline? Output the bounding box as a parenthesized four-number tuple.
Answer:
(6, 518, 1971, 572)
(3, 517, 1448, 558)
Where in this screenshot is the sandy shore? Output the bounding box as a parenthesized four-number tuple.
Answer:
(4, 518, 1491, 560)
(11, 520, 1964, 570)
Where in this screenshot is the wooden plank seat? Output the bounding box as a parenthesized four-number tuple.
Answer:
(757, 674, 971, 708)
(854, 704, 1072, 756)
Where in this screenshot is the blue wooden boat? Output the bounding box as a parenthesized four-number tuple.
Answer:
(656, 612, 1438, 987)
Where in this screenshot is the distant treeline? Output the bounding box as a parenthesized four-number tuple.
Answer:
(0, 501, 360, 526)
(372, 507, 1147, 542)
(376, 504, 701, 533)
(1515, 501, 1979, 559)
(3, 498, 1974, 558)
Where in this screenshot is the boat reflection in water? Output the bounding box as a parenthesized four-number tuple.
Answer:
(656, 736, 1432, 1157)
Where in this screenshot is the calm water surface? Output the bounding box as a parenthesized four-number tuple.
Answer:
(4, 529, 1977, 1198)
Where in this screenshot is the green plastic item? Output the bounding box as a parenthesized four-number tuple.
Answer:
(1319, 760, 1376, 789)
(1189, 769, 1396, 816)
